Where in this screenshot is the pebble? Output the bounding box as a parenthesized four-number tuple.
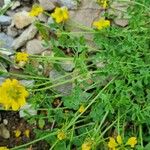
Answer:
(0, 15, 12, 26)
(0, 32, 14, 49)
(38, 0, 55, 11)
(3, 119, 8, 125)
(26, 39, 47, 55)
(12, 11, 34, 29)
(61, 61, 75, 72)
(12, 24, 37, 50)
(0, 123, 10, 139)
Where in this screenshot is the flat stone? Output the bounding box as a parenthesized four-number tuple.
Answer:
(38, 0, 55, 11)
(114, 18, 128, 27)
(0, 33, 14, 49)
(57, 0, 78, 9)
(0, 15, 11, 26)
(26, 39, 47, 55)
(13, 11, 34, 29)
(12, 25, 37, 50)
(49, 69, 73, 95)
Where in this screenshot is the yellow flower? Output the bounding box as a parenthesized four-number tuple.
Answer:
(15, 52, 29, 62)
(0, 79, 29, 111)
(78, 105, 85, 113)
(0, 147, 9, 150)
(51, 7, 69, 23)
(82, 141, 92, 150)
(14, 129, 21, 138)
(126, 137, 137, 148)
(117, 135, 122, 145)
(29, 4, 44, 17)
(108, 137, 118, 150)
(93, 18, 110, 30)
(97, 0, 108, 9)
(24, 129, 30, 138)
(57, 131, 66, 140)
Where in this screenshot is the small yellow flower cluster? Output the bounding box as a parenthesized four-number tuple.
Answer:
(78, 105, 85, 113)
(0, 147, 9, 150)
(57, 130, 66, 140)
(51, 7, 69, 23)
(14, 129, 30, 138)
(97, 0, 108, 9)
(29, 4, 44, 17)
(108, 135, 137, 150)
(0, 79, 29, 111)
(82, 141, 92, 150)
(15, 52, 29, 63)
(93, 18, 110, 30)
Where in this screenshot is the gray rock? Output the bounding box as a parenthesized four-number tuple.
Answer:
(11, 1, 21, 10)
(12, 11, 34, 29)
(49, 69, 73, 95)
(0, 15, 11, 26)
(19, 103, 37, 118)
(26, 39, 47, 55)
(20, 80, 35, 88)
(7, 24, 18, 37)
(61, 61, 75, 72)
(0, 0, 4, 7)
(114, 18, 128, 27)
(0, 33, 14, 49)
(58, 0, 78, 9)
(38, 13, 48, 23)
(38, 0, 55, 11)
(0, 123, 10, 139)
(12, 25, 37, 50)
(47, 17, 54, 25)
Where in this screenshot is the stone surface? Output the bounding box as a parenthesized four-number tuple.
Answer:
(49, 69, 73, 95)
(0, 0, 4, 7)
(12, 25, 37, 50)
(12, 11, 34, 29)
(0, 15, 11, 26)
(7, 23, 18, 37)
(11, 1, 21, 10)
(0, 123, 10, 139)
(20, 80, 35, 88)
(57, 0, 78, 9)
(0, 33, 14, 49)
(47, 17, 54, 25)
(61, 61, 75, 72)
(26, 39, 47, 54)
(114, 18, 128, 27)
(38, 13, 48, 23)
(39, 0, 55, 11)
(19, 103, 37, 118)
